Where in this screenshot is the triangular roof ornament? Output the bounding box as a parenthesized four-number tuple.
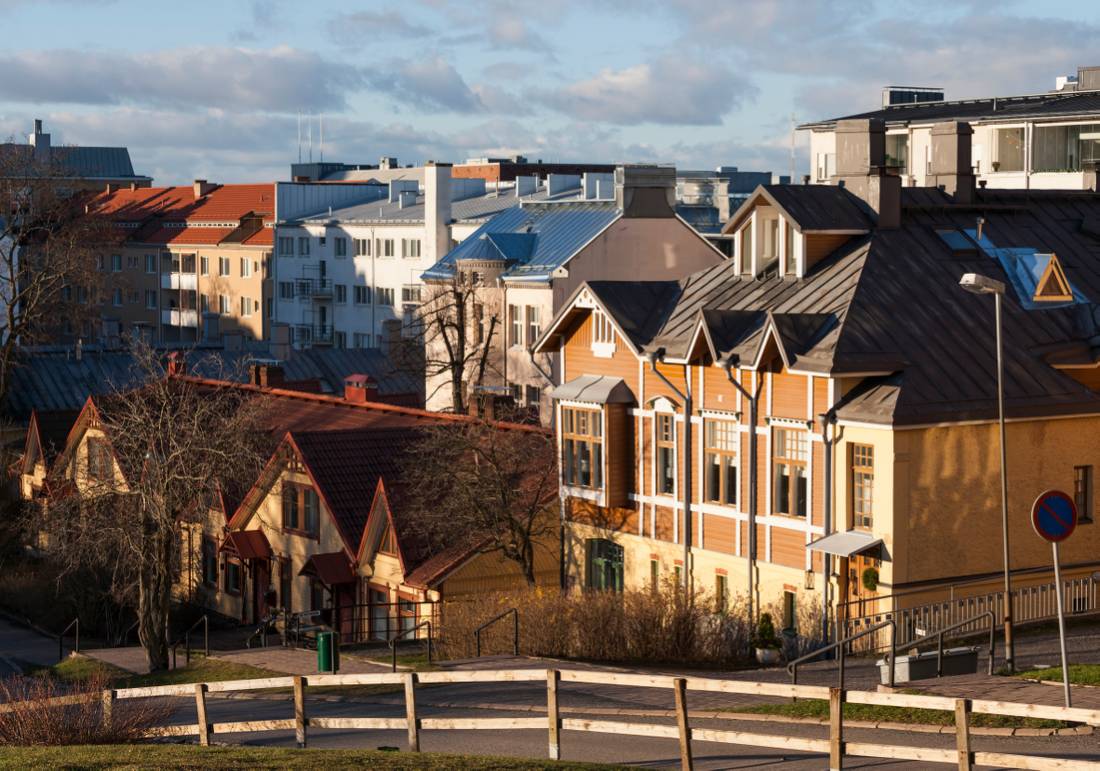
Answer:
(1033, 253, 1074, 303)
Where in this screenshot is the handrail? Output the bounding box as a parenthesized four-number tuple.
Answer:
(58, 617, 79, 662)
(474, 608, 518, 658)
(788, 619, 896, 689)
(170, 615, 209, 669)
(894, 611, 996, 677)
(389, 621, 432, 673)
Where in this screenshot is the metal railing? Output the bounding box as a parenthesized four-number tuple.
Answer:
(57, 617, 79, 662)
(788, 619, 896, 689)
(894, 611, 996, 677)
(170, 615, 209, 669)
(389, 621, 432, 672)
(293, 277, 332, 297)
(475, 608, 518, 658)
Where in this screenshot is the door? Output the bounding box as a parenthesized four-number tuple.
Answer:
(334, 584, 355, 641)
(369, 588, 389, 641)
(252, 560, 271, 624)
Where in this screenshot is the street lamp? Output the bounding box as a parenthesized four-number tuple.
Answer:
(959, 272, 1015, 672)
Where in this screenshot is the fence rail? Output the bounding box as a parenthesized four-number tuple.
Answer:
(2, 666, 1098, 769)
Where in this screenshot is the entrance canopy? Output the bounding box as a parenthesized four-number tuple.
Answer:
(807, 530, 882, 557)
(299, 552, 356, 585)
(220, 530, 272, 561)
(551, 375, 635, 404)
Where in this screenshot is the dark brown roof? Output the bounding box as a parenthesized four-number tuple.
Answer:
(220, 529, 272, 561)
(30, 409, 80, 467)
(299, 552, 356, 585)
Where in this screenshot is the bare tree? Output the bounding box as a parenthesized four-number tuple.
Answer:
(0, 143, 108, 409)
(37, 344, 270, 671)
(401, 418, 557, 586)
(418, 275, 502, 414)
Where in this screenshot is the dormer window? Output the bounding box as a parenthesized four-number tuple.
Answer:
(784, 221, 796, 276)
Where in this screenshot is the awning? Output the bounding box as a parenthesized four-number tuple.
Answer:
(807, 530, 883, 557)
(299, 552, 357, 585)
(220, 530, 272, 561)
(551, 375, 635, 404)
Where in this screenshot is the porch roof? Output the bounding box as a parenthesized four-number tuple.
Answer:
(299, 552, 356, 585)
(806, 530, 882, 557)
(220, 529, 272, 561)
(550, 375, 635, 405)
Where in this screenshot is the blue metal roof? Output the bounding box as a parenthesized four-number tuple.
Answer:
(965, 228, 1088, 310)
(422, 201, 620, 283)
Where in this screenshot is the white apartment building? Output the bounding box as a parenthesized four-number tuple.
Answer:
(802, 68, 1100, 191)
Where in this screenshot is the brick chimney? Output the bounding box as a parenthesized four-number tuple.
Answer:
(193, 179, 215, 198)
(614, 164, 676, 218)
(249, 363, 285, 388)
(344, 374, 378, 404)
(928, 121, 976, 204)
(832, 119, 901, 228)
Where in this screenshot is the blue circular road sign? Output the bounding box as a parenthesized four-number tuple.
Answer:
(1031, 490, 1078, 543)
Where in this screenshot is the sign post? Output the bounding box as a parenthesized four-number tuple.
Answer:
(1030, 490, 1077, 708)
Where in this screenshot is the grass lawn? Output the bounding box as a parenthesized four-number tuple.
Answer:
(0, 745, 625, 770)
(732, 697, 1069, 729)
(34, 654, 283, 690)
(1018, 663, 1100, 686)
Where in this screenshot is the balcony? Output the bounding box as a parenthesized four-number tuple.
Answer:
(293, 324, 333, 346)
(161, 272, 198, 291)
(162, 308, 198, 327)
(294, 277, 332, 299)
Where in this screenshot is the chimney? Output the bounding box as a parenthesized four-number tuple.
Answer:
(832, 119, 901, 229)
(166, 351, 185, 377)
(928, 121, 976, 203)
(344, 374, 378, 404)
(614, 164, 676, 217)
(105, 183, 121, 195)
(193, 179, 215, 198)
(249, 362, 285, 388)
(29, 119, 50, 163)
(424, 162, 453, 264)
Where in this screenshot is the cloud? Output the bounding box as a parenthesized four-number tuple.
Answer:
(487, 16, 552, 53)
(368, 56, 485, 113)
(0, 47, 361, 113)
(234, 0, 284, 43)
(327, 9, 433, 46)
(543, 55, 755, 126)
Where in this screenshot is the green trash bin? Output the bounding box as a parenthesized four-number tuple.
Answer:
(317, 631, 339, 673)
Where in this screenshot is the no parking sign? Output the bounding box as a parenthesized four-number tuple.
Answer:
(1031, 489, 1077, 707)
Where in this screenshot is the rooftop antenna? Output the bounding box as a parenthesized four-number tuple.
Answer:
(789, 112, 797, 183)
(319, 114, 324, 163)
(308, 112, 313, 163)
(297, 112, 302, 163)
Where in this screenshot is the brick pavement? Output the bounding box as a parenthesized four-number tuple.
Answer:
(211, 646, 392, 676)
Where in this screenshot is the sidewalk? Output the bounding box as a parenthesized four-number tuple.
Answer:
(210, 646, 392, 676)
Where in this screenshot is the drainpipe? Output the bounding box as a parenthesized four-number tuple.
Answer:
(820, 408, 838, 643)
(718, 356, 762, 633)
(646, 348, 693, 601)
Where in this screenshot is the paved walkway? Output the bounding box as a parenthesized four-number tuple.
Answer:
(82, 646, 152, 674)
(211, 646, 392, 675)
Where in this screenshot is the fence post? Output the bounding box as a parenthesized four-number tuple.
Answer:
(673, 677, 693, 771)
(829, 687, 845, 771)
(954, 698, 972, 771)
(194, 683, 210, 746)
(293, 675, 307, 748)
(100, 689, 114, 732)
(404, 672, 420, 752)
(547, 669, 561, 760)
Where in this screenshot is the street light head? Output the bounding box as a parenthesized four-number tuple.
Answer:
(959, 272, 1006, 296)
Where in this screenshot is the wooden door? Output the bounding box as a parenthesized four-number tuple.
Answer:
(252, 560, 271, 624)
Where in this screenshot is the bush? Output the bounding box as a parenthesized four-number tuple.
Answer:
(0, 672, 168, 745)
(755, 613, 779, 649)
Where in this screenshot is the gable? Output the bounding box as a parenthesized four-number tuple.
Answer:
(1034, 253, 1074, 302)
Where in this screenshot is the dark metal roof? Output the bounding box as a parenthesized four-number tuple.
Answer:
(801, 89, 1100, 129)
(0, 143, 144, 180)
(726, 185, 873, 234)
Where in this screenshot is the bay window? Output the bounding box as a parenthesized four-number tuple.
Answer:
(704, 420, 738, 506)
(773, 428, 808, 517)
(562, 407, 602, 489)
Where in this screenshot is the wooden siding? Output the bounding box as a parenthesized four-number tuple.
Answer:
(703, 514, 736, 554)
(770, 371, 807, 419)
(804, 233, 852, 269)
(702, 365, 739, 412)
(813, 377, 830, 427)
(606, 403, 633, 508)
(812, 442, 825, 528)
(561, 313, 637, 382)
(771, 526, 806, 569)
(654, 506, 674, 542)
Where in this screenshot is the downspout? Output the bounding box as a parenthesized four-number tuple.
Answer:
(820, 408, 838, 643)
(719, 356, 761, 632)
(646, 348, 693, 600)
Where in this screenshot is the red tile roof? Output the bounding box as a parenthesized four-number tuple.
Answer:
(138, 226, 237, 245)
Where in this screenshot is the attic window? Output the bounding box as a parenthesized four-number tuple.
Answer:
(1033, 253, 1074, 303)
(379, 524, 397, 555)
(591, 310, 616, 358)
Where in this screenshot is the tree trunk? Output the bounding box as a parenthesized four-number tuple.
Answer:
(137, 521, 173, 672)
(522, 541, 536, 586)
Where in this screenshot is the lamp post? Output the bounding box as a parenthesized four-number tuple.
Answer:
(959, 272, 1015, 672)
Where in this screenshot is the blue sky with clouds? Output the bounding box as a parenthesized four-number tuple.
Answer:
(0, 0, 1095, 184)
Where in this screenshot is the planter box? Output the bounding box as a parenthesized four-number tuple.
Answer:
(878, 646, 979, 684)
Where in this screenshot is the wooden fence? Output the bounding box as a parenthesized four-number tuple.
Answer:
(2, 668, 1098, 771)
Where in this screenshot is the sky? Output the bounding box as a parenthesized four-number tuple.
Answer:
(0, 0, 1096, 185)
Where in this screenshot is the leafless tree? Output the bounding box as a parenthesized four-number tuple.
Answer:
(37, 344, 270, 671)
(0, 142, 109, 410)
(418, 275, 502, 414)
(401, 418, 557, 586)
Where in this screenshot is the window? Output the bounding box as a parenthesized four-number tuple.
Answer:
(765, 218, 779, 261)
(474, 303, 485, 345)
(240, 296, 252, 316)
(381, 239, 394, 257)
(278, 236, 294, 255)
(96, 254, 104, 271)
(126, 255, 138, 270)
(279, 281, 294, 299)
(111, 254, 122, 272)
(1032, 124, 1100, 173)
(354, 286, 370, 305)
(657, 414, 675, 496)
(885, 133, 908, 170)
(401, 285, 422, 304)
(354, 238, 370, 257)
(127, 289, 139, 304)
(774, 428, 808, 517)
(402, 238, 421, 258)
(200, 256, 209, 276)
(585, 539, 623, 592)
(224, 559, 241, 595)
(592, 310, 614, 344)
(739, 223, 753, 270)
(318, 235, 326, 246)
(1075, 466, 1093, 524)
(716, 573, 729, 613)
(525, 384, 541, 408)
(145, 254, 157, 274)
(201, 538, 217, 587)
(335, 284, 347, 303)
(353, 333, 370, 348)
(218, 257, 230, 276)
(783, 591, 797, 632)
(334, 330, 346, 349)
(266, 298, 274, 319)
(240, 258, 252, 278)
(218, 294, 230, 315)
(87, 437, 112, 481)
(279, 559, 292, 611)
(282, 484, 320, 535)
(201, 294, 210, 313)
(851, 444, 874, 529)
(650, 559, 660, 592)
(815, 152, 835, 182)
(379, 524, 398, 555)
(334, 237, 347, 257)
(310, 579, 325, 611)
(562, 406, 602, 489)
(112, 287, 123, 306)
(298, 236, 311, 256)
(783, 222, 796, 276)
(704, 420, 738, 506)
(526, 305, 541, 345)
(509, 304, 522, 346)
(994, 127, 1025, 172)
(376, 287, 394, 306)
(144, 290, 157, 309)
